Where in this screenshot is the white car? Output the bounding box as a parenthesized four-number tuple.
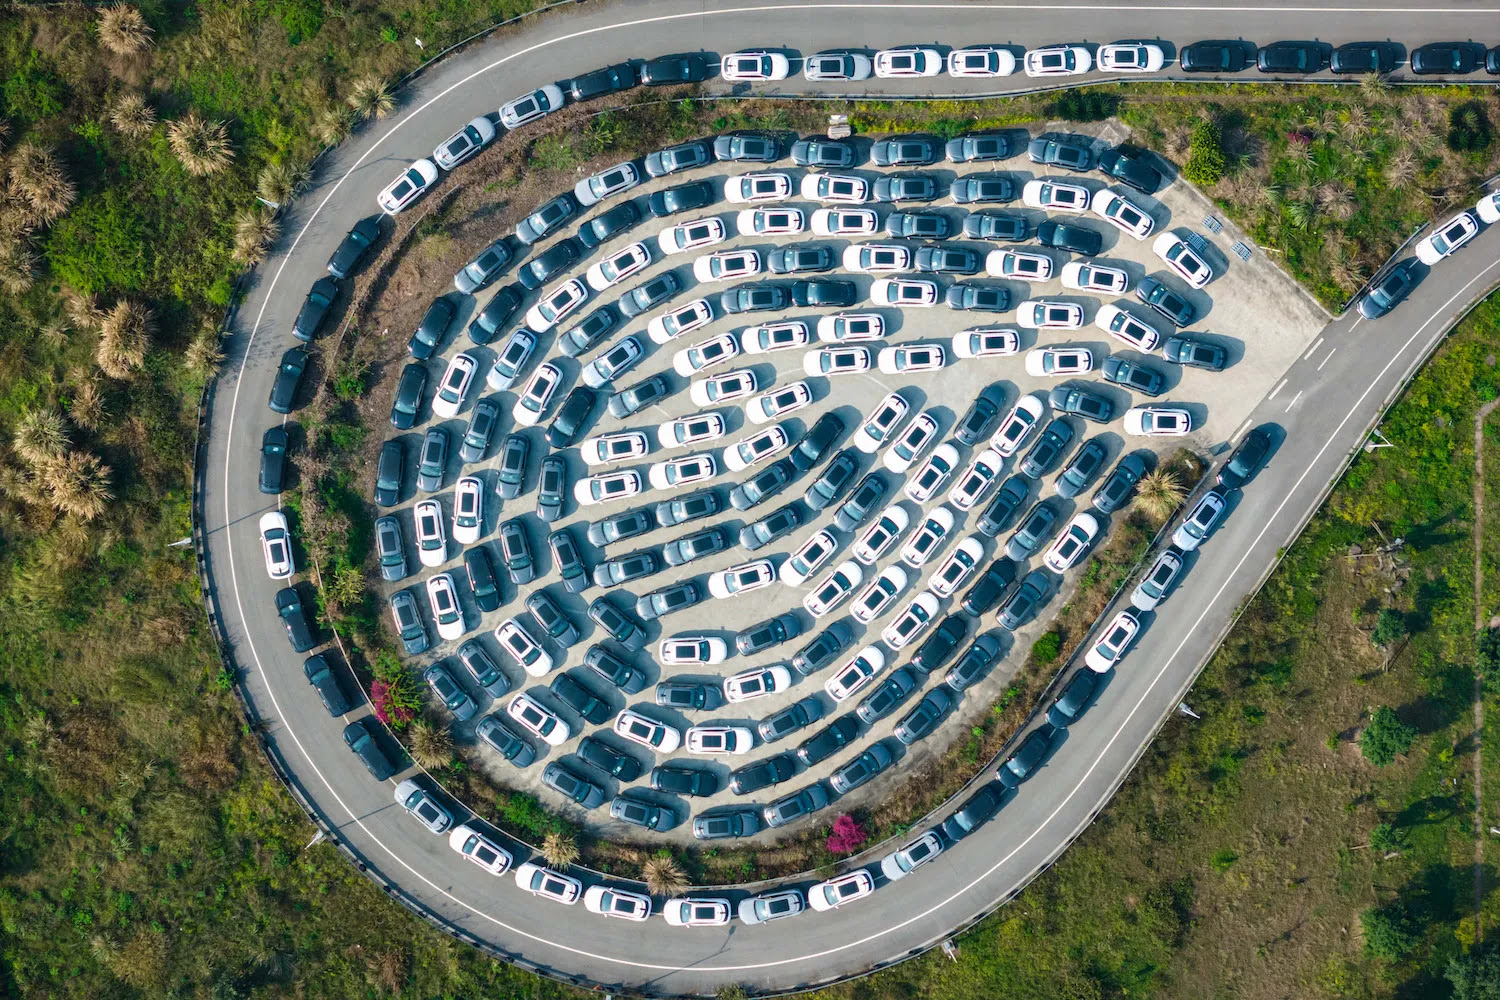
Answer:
(658, 217, 727, 255)
(499, 84, 564, 128)
(808, 870, 875, 911)
(947, 46, 1018, 77)
(803, 346, 873, 377)
(495, 616, 553, 677)
(709, 560, 777, 598)
(780, 528, 839, 586)
(952, 326, 1020, 359)
(853, 507, 911, 565)
(692, 249, 763, 283)
(736, 207, 806, 235)
(871, 277, 939, 307)
(585, 241, 652, 291)
(1043, 511, 1101, 572)
(947, 450, 1003, 511)
(1152, 232, 1214, 288)
(853, 391, 911, 453)
(686, 725, 755, 755)
(877, 343, 946, 375)
(817, 312, 886, 343)
(724, 425, 790, 471)
(525, 277, 589, 332)
(725, 172, 794, 204)
(658, 413, 727, 448)
(583, 885, 652, 922)
(1061, 261, 1130, 294)
(451, 476, 483, 544)
(426, 573, 465, 641)
(1091, 188, 1155, 240)
(580, 431, 650, 467)
(1017, 302, 1085, 331)
(928, 536, 986, 598)
(511, 362, 562, 426)
(986, 249, 1054, 282)
(804, 50, 873, 81)
(747, 381, 813, 423)
(648, 453, 718, 489)
(1124, 405, 1193, 437)
(613, 709, 682, 753)
(851, 565, 909, 624)
(377, 158, 439, 214)
(259, 511, 295, 580)
(990, 394, 1046, 457)
(843, 243, 912, 273)
(507, 692, 570, 745)
(1098, 43, 1165, 73)
(573, 470, 644, 505)
(449, 825, 512, 876)
(811, 207, 880, 235)
(882, 411, 939, 473)
(904, 443, 960, 503)
(881, 591, 940, 648)
(512, 862, 581, 904)
(648, 298, 716, 344)
(431, 352, 477, 418)
(900, 505, 955, 568)
(1477, 191, 1500, 225)
(1095, 303, 1161, 352)
(662, 897, 732, 927)
(804, 560, 864, 617)
(1024, 345, 1093, 375)
(673, 332, 741, 376)
(413, 499, 446, 567)
(721, 50, 791, 81)
(724, 665, 793, 703)
(824, 645, 885, 701)
(1024, 45, 1092, 77)
(1415, 211, 1480, 265)
(1085, 608, 1142, 672)
(660, 635, 729, 665)
(690, 368, 759, 407)
(1021, 179, 1090, 214)
(874, 47, 942, 78)
(741, 320, 811, 354)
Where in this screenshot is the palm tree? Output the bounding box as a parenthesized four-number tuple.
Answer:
(14, 408, 70, 467)
(642, 853, 688, 896)
(346, 77, 395, 121)
(406, 720, 453, 769)
(314, 106, 355, 146)
(44, 451, 113, 521)
(256, 161, 309, 206)
(232, 207, 279, 265)
(1136, 468, 1186, 521)
(7, 142, 76, 225)
(96, 300, 153, 379)
(97, 6, 154, 56)
(109, 93, 157, 139)
(541, 832, 579, 869)
(167, 114, 233, 176)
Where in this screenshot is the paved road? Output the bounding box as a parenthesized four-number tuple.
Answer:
(200, 1, 1500, 993)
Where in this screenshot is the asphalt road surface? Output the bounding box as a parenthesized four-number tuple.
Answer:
(199, 1, 1500, 993)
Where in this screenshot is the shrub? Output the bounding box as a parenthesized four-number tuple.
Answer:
(1050, 89, 1120, 122)
(826, 814, 867, 854)
(1373, 609, 1408, 647)
(1361, 901, 1419, 961)
(1032, 631, 1063, 664)
(1183, 119, 1227, 187)
(1360, 706, 1416, 766)
(1448, 101, 1493, 153)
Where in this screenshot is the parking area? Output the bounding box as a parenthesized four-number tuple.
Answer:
(369, 115, 1328, 847)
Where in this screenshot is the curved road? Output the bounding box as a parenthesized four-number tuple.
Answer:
(200, 1, 1500, 994)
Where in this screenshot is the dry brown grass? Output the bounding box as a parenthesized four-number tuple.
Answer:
(167, 114, 232, 176)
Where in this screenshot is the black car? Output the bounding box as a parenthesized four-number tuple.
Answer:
(1330, 42, 1398, 75)
(327, 216, 381, 279)
(1411, 43, 1479, 76)
(1163, 335, 1227, 371)
(770, 245, 835, 275)
(737, 612, 801, 656)
(713, 133, 782, 161)
(584, 644, 644, 694)
(656, 488, 721, 530)
(1019, 418, 1074, 479)
(463, 547, 501, 612)
(941, 781, 1003, 840)
(975, 475, 1029, 537)
(343, 718, 397, 780)
(303, 653, 351, 715)
(960, 558, 1017, 617)
(453, 237, 513, 295)
(833, 471, 887, 532)
(1218, 426, 1273, 489)
(543, 761, 605, 807)
(373, 439, 404, 507)
(791, 138, 855, 167)
(1101, 357, 1166, 396)
(640, 53, 710, 85)
(636, 580, 703, 621)
(648, 180, 716, 218)
(1180, 40, 1250, 74)
(493, 433, 529, 499)
(1048, 384, 1112, 424)
(1135, 277, 1196, 328)
(729, 457, 796, 511)
(498, 518, 535, 585)
(588, 597, 646, 652)
(535, 455, 567, 523)
(856, 668, 918, 724)
(267, 347, 307, 415)
(1097, 147, 1162, 195)
(910, 615, 968, 675)
(566, 62, 637, 101)
(792, 621, 853, 676)
(1358, 259, 1419, 320)
(945, 633, 1003, 691)
(740, 502, 802, 551)
(963, 211, 1029, 241)
(465, 284, 523, 345)
(997, 569, 1050, 630)
(545, 386, 597, 449)
(292, 276, 338, 342)
(457, 640, 510, 699)
(803, 449, 860, 511)
(476, 714, 537, 767)
(1257, 41, 1326, 74)
(549, 673, 612, 726)
(656, 680, 720, 711)
(529, 590, 580, 648)
(954, 396, 999, 447)
(1055, 438, 1109, 500)
(759, 697, 823, 742)
(457, 399, 500, 464)
(729, 753, 797, 795)
(1092, 453, 1148, 514)
(1047, 669, 1100, 726)
(1000, 723, 1060, 786)
(406, 297, 455, 360)
(793, 279, 858, 308)
(796, 714, 860, 766)
(259, 426, 288, 494)
(661, 525, 731, 566)
(587, 506, 656, 547)
(650, 764, 718, 797)
(1037, 220, 1102, 256)
(575, 197, 641, 248)
(871, 137, 940, 166)
(608, 374, 671, 419)
(577, 735, 643, 781)
(516, 192, 579, 245)
(945, 283, 1011, 312)
(593, 548, 660, 588)
(276, 586, 316, 652)
(414, 427, 448, 493)
(895, 688, 953, 745)
(517, 238, 580, 290)
(546, 527, 589, 594)
(1026, 136, 1092, 171)
(793, 412, 845, 471)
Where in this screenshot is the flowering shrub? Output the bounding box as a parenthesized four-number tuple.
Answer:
(826, 814, 867, 855)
